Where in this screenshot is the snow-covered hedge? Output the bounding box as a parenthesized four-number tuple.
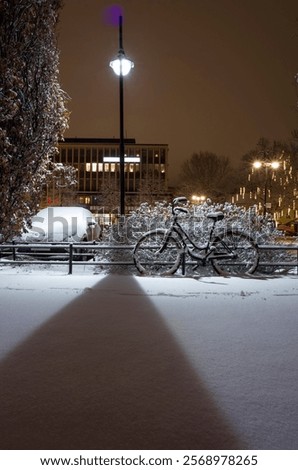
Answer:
(103, 200, 281, 245)
(95, 200, 293, 275)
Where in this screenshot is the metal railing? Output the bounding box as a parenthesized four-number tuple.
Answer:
(257, 244, 298, 274)
(0, 242, 135, 275)
(0, 242, 298, 275)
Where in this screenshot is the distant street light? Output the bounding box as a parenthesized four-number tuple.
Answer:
(253, 160, 280, 216)
(110, 15, 134, 217)
(191, 195, 206, 203)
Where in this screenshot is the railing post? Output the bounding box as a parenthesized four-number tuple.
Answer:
(181, 252, 185, 275)
(68, 243, 73, 275)
(12, 241, 16, 261)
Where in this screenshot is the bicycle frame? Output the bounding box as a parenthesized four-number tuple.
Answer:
(159, 212, 234, 265)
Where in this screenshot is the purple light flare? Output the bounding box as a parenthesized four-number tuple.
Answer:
(103, 4, 124, 26)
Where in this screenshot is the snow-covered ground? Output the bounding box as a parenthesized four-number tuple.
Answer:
(0, 263, 297, 450)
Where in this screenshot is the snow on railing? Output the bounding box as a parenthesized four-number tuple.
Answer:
(0, 242, 298, 275)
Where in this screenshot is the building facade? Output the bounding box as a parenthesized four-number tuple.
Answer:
(51, 138, 170, 220)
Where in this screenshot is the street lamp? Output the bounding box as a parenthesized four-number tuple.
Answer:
(110, 15, 134, 217)
(253, 160, 280, 216)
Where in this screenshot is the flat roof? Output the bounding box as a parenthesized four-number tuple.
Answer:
(61, 137, 136, 144)
(59, 138, 168, 146)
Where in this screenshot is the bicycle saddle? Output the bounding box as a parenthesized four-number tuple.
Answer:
(207, 212, 224, 221)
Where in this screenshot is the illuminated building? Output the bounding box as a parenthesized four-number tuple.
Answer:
(51, 137, 169, 221)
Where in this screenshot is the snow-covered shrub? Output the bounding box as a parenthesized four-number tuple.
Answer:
(96, 200, 292, 274)
(186, 202, 292, 273)
(107, 201, 172, 244)
(108, 200, 281, 244)
(95, 201, 170, 273)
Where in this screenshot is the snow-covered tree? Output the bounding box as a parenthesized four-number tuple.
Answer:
(40, 158, 77, 206)
(0, 0, 68, 241)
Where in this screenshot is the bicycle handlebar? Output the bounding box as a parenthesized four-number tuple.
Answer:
(173, 197, 188, 205)
(172, 197, 189, 215)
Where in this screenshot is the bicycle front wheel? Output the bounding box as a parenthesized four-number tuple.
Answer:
(133, 229, 182, 276)
(211, 230, 259, 276)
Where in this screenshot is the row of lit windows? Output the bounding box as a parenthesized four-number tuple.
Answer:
(84, 163, 166, 173)
(56, 144, 168, 198)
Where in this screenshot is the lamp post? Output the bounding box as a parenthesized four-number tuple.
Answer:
(109, 16, 134, 217)
(253, 160, 280, 216)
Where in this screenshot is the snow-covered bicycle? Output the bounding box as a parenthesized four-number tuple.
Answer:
(133, 197, 259, 276)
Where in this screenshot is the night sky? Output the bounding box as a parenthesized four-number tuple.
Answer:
(58, 0, 298, 184)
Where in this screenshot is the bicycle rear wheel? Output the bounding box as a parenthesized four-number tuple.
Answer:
(133, 229, 182, 276)
(211, 230, 259, 276)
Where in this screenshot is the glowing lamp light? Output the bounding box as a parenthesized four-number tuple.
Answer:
(252, 159, 281, 216)
(192, 195, 206, 203)
(110, 51, 134, 76)
(253, 160, 280, 170)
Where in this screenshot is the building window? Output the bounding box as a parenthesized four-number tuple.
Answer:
(148, 149, 153, 163)
(92, 148, 97, 160)
(141, 149, 147, 161)
(80, 196, 91, 205)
